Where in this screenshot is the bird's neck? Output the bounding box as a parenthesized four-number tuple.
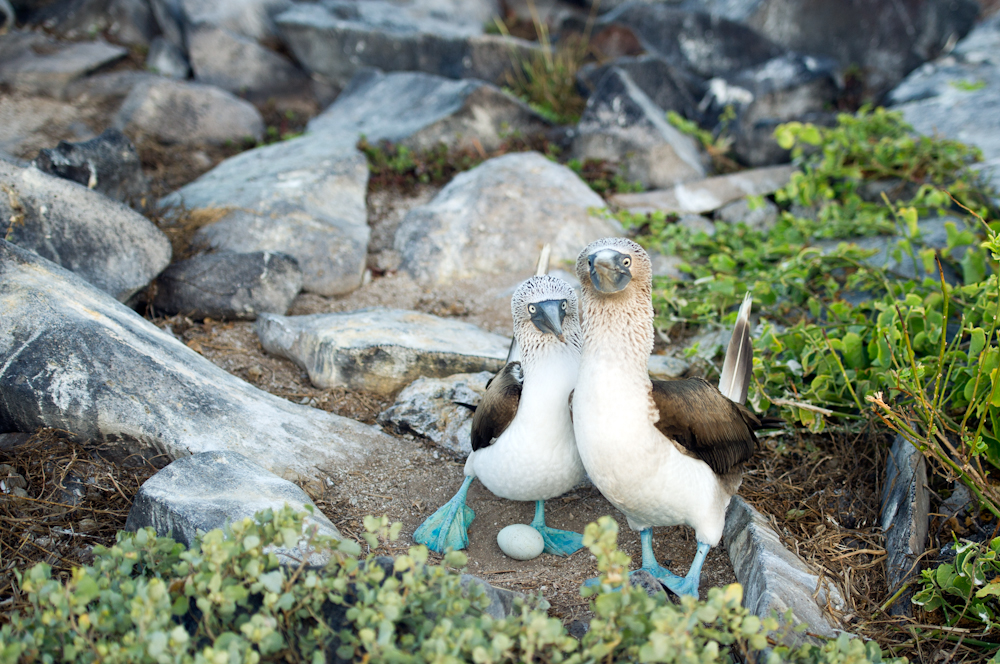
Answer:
(580, 286, 654, 377)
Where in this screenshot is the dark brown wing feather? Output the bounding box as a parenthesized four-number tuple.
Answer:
(471, 362, 523, 451)
(651, 377, 764, 476)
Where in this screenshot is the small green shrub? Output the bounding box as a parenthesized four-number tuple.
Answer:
(0, 507, 893, 663)
(913, 537, 1000, 630)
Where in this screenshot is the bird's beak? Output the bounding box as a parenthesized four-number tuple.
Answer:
(588, 249, 632, 293)
(530, 299, 566, 339)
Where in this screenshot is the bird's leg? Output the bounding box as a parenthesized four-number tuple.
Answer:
(635, 528, 708, 598)
(413, 475, 476, 553)
(530, 500, 583, 556)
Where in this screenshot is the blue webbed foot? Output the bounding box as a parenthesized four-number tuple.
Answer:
(638, 530, 709, 598)
(414, 476, 475, 553)
(534, 525, 584, 557)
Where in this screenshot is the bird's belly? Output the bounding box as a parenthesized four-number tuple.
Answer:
(469, 425, 583, 502)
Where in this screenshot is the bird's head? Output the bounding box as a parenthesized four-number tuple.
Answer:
(511, 275, 581, 348)
(576, 237, 650, 297)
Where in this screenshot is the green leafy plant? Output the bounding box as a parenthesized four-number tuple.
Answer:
(667, 109, 741, 173)
(913, 537, 1000, 630)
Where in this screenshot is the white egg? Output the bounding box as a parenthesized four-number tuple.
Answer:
(496, 524, 544, 561)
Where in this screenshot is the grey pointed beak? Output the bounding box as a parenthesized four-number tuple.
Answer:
(588, 249, 632, 293)
(530, 299, 566, 338)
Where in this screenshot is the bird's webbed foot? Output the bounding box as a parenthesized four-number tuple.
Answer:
(413, 476, 476, 553)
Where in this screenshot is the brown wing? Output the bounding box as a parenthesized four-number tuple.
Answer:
(471, 362, 523, 451)
(650, 377, 764, 476)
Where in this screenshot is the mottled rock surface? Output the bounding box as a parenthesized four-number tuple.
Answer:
(126, 451, 341, 566)
(0, 160, 170, 301)
(146, 35, 190, 78)
(0, 35, 127, 98)
(0, 240, 393, 481)
(189, 24, 309, 99)
(880, 434, 929, 616)
(256, 309, 509, 395)
(395, 152, 622, 285)
(152, 251, 303, 320)
(378, 372, 491, 455)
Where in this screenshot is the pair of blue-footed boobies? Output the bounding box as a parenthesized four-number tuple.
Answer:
(416, 237, 774, 596)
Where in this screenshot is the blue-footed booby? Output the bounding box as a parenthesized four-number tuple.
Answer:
(573, 237, 773, 597)
(414, 274, 585, 556)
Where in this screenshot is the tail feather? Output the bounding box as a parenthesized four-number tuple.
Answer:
(718, 293, 753, 405)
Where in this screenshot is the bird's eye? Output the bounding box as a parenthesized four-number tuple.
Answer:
(528, 304, 537, 314)
(622, 256, 632, 267)
(561, 301, 567, 310)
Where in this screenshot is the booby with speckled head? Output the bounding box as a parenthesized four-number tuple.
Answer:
(573, 237, 775, 597)
(414, 274, 585, 556)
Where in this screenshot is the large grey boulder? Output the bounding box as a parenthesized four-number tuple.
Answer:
(577, 54, 704, 123)
(307, 69, 550, 153)
(0, 35, 127, 98)
(159, 0, 293, 41)
(276, 0, 530, 88)
(724, 496, 844, 643)
(0, 240, 393, 480)
(35, 0, 159, 46)
(114, 78, 265, 145)
(573, 67, 705, 189)
(880, 434, 928, 616)
(33, 128, 151, 209)
(595, 4, 782, 79)
(0, 160, 170, 302)
(256, 309, 509, 395)
(611, 164, 796, 215)
(696, 0, 979, 99)
(395, 152, 622, 285)
(161, 135, 369, 297)
(126, 451, 341, 567)
(189, 24, 310, 100)
(377, 371, 491, 455)
(152, 251, 303, 320)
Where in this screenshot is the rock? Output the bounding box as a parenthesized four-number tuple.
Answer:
(940, 484, 972, 519)
(160, 135, 369, 297)
(64, 70, 160, 105)
(577, 55, 704, 122)
(23, 0, 158, 46)
(724, 496, 844, 643)
(0, 160, 170, 302)
(0, 36, 127, 98)
(152, 251, 303, 320)
(146, 35, 190, 79)
(126, 451, 341, 566)
(572, 67, 705, 189)
(595, 4, 782, 79)
(188, 24, 310, 100)
(395, 152, 622, 285)
(33, 128, 151, 209)
(0, 0, 13, 32)
(147, 0, 186, 51)
(256, 309, 509, 395)
(377, 371, 491, 455)
(0, 433, 32, 451)
(0, 240, 394, 480)
(697, 0, 980, 99)
(716, 197, 779, 231)
(647, 355, 689, 380)
(611, 164, 796, 215)
(176, 0, 292, 40)
(276, 1, 532, 88)
(307, 69, 550, 153)
(678, 213, 715, 235)
(880, 434, 929, 616)
(629, 569, 669, 598)
(702, 53, 839, 166)
(0, 93, 94, 159)
(497, 523, 545, 561)
(459, 575, 528, 619)
(647, 251, 687, 280)
(113, 78, 265, 145)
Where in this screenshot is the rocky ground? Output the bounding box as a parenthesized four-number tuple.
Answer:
(1, 0, 999, 652)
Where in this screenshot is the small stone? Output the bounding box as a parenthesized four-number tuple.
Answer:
(629, 569, 669, 598)
(677, 214, 715, 236)
(716, 197, 779, 232)
(497, 523, 544, 561)
(256, 309, 509, 395)
(647, 251, 686, 280)
(459, 575, 530, 619)
(880, 434, 929, 616)
(647, 355, 689, 380)
(146, 35, 190, 79)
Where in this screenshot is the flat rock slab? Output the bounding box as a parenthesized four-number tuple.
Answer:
(880, 434, 929, 616)
(0, 36, 127, 98)
(0, 240, 394, 481)
(573, 66, 705, 189)
(277, 1, 531, 87)
(0, 160, 170, 302)
(724, 496, 844, 643)
(395, 152, 622, 285)
(256, 309, 509, 395)
(378, 371, 492, 455)
(114, 78, 265, 146)
(308, 69, 550, 153)
(152, 250, 303, 320)
(189, 24, 309, 100)
(126, 451, 341, 566)
(610, 164, 796, 215)
(161, 135, 369, 297)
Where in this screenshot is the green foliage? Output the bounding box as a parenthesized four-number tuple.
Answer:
(666, 110, 740, 173)
(0, 508, 893, 663)
(913, 537, 1000, 630)
(358, 137, 485, 188)
(950, 79, 987, 92)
